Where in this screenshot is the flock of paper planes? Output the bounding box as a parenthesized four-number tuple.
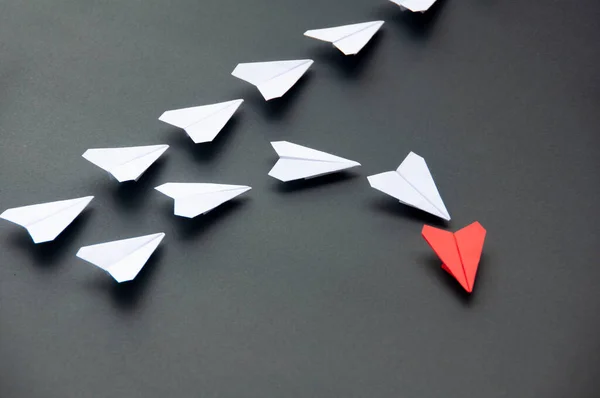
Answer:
(1, 0, 487, 293)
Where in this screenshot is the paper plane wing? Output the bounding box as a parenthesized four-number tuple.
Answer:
(304, 21, 384, 55)
(0, 196, 93, 243)
(155, 183, 251, 218)
(367, 152, 450, 221)
(159, 99, 243, 143)
(390, 0, 437, 12)
(268, 141, 361, 182)
(76, 233, 165, 283)
(231, 60, 313, 100)
(422, 225, 467, 291)
(422, 222, 486, 293)
(82, 144, 168, 182)
(454, 222, 486, 291)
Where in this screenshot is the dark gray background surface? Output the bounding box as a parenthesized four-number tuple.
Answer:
(1, 1, 599, 397)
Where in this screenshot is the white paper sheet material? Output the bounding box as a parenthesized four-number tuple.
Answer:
(155, 183, 251, 218)
(367, 152, 450, 220)
(76, 233, 165, 283)
(304, 21, 384, 55)
(268, 141, 361, 182)
(231, 60, 313, 100)
(0, 196, 94, 243)
(159, 99, 243, 144)
(82, 144, 168, 182)
(389, 0, 437, 12)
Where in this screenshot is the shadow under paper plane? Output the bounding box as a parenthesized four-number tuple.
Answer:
(164, 198, 249, 241)
(272, 171, 360, 193)
(369, 197, 449, 227)
(377, 0, 449, 40)
(240, 71, 313, 122)
(164, 114, 241, 164)
(5, 208, 94, 268)
(87, 246, 165, 312)
(308, 30, 384, 79)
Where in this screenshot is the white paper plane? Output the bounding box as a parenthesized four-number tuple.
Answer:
(76, 233, 165, 283)
(268, 141, 361, 182)
(390, 0, 437, 13)
(155, 183, 251, 218)
(367, 152, 450, 221)
(159, 99, 243, 144)
(304, 21, 384, 55)
(0, 196, 94, 243)
(82, 144, 168, 182)
(231, 60, 313, 100)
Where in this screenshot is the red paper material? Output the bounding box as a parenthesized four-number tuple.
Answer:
(422, 221, 486, 293)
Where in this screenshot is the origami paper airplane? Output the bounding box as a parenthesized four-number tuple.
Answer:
(304, 21, 384, 55)
(389, 0, 437, 13)
(155, 183, 251, 218)
(268, 141, 361, 182)
(76, 232, 165, 283)
(158, 99, 243, 144)
(231, 59, 313, 100)
(367, 152, 450, 221)
(0, 196, 93, 243)
(422, 222, 486, 293)
(82, 144, 168, 182)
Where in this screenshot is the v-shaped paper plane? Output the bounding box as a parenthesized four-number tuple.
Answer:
(231, 60, 313, 100)
(304, 21, 384, 55)
(82, 144, 168, 182)
(155, 183, 251, 218)
(159, 99, 243, 144)
(367, 152, 450, 221)
(76, 233, 165, 283)
(268, 141, 361, 182)
(389, 0, 437, 13)
(422, 222, 486, 293)
(0, 196, 93, 243)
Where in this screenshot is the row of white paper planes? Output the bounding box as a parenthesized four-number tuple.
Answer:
(147, 1, 435, 109)
(0, 0, 441, 282)
(0, 144, 449, 283)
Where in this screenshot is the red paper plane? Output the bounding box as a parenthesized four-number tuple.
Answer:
(422, 221, 486, 293)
